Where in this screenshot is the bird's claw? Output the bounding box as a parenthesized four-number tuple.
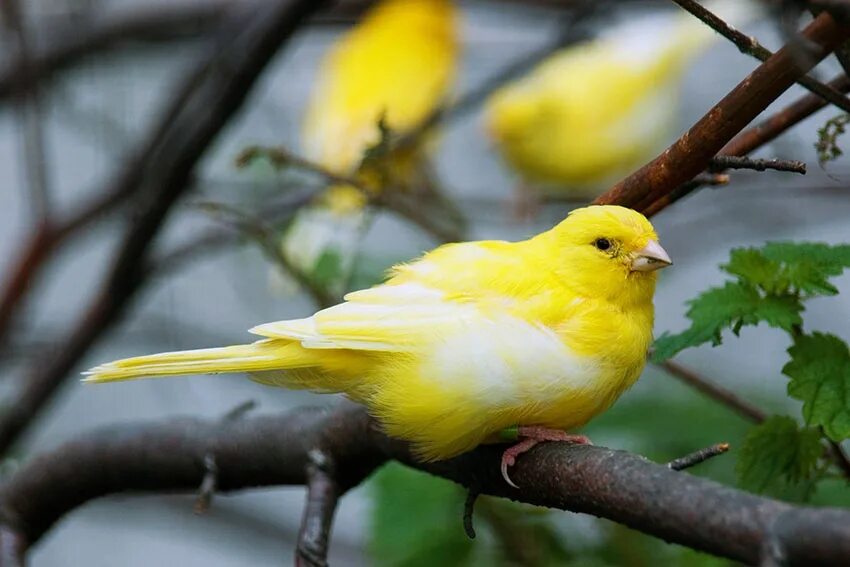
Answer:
(500, 454, 520, 489)
(499, 428, 592, 488)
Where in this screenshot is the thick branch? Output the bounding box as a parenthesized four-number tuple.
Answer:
(2, 404, 850, 565)
(643, 73, 850, 216)
(595, 12, 850, 212)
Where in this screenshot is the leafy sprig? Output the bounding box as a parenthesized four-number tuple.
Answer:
(654, 241, 850, 498)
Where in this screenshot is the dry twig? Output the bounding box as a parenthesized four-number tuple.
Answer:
(597, 11, 850, 212)
(669, 0, 850, 113)
(668, 442, 730, 471)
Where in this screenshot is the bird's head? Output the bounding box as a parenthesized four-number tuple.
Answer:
(546, 205, 671, 304)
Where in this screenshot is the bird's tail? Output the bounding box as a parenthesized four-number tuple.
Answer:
(83, 339, 309, 384)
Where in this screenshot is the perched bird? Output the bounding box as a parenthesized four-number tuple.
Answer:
(485, 0, 756, 203)
(283, 0, 460, 293)
(85, 205, 671, 486)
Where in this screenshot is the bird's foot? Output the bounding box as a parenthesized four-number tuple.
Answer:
(500, 426, 591, 488)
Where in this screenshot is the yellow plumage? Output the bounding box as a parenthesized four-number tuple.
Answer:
(283, 0, 459, 287)
(485, 0, 756, 199)
(86, 206, 670, 462)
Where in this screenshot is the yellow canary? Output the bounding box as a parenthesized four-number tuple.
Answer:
(485, 0, 756, 200)
(85, 206, 671, 485)
(283, 0, 459, 291)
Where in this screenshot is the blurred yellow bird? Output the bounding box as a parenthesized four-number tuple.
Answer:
(85, 206, 671, 486)
(485, 0, 755, 202)
(283, 0, 459, 291)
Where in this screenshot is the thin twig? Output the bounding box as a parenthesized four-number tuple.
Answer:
(4, 0, 52, 223)
(0, 0, 329, 458)
(659, 360, 850, 481)
(597, 11, 850, 212)
(669, 0, 850, 113)
(709, 155, 807, 174)
(237, 145, 463, 243)
(152, 190, 315, 276)
(0, 1, 230, 102)
(668, 442, 730, 471)
(195, 199, 336, 308)
(644, 73, 850, 216)
(657, 360, 768, 423)
(0, 20, 225, 358)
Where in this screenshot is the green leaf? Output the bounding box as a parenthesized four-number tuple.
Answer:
(652, 282, 803, 361)
(736, 416, 822, 496)
(723, 248, 782, 292)
(783, 332, 850, 441)
(369, 463, 474, 567)
(762, 242, 850, 296)
(722, 242, 850, 297)
(311, 248, 343, 289)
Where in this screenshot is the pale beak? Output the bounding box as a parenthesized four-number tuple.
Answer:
(631, 240, 672, 272)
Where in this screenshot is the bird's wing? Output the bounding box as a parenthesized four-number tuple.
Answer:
(250, 282, 476, 352)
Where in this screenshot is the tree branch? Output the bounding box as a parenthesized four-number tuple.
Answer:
(708, 155, 806, 174)
(669, 0, 850, 113)
(0, 1, 229, 103)
(657, 360, 769, 423)
(667, 442, 730, 471)
(296, 450, 340, 567)
(595, 11, 850, 212)
(643, 73, 850, 217)
(0, 0, 330, 457)
(3, 404, 850, 565)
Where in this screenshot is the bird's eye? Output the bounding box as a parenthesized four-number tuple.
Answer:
(594, 238, 611, 251)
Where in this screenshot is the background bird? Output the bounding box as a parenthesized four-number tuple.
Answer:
(283, 0, 461, 295)
(86, 205, 671, 486)
(484, 0, 757, 206)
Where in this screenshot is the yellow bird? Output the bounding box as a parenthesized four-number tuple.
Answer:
(85, 206, 671, 486)
(485, 0, 756, 202)
(283, 0, 459, 292)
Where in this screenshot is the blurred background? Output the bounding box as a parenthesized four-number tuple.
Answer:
(2, 0, 850, 565)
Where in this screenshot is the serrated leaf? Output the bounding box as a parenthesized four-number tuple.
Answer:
(723, 242, 850, 297)
(763, 242, 850, 296)
(723, 248, 782, 292)
(783, 332, 850, 441)
(736, 416, 822, 496)
(369, 463, 474, 567)
(652, 282, 803, 361)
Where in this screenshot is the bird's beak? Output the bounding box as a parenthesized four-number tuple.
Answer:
(631, 240, 672, 272)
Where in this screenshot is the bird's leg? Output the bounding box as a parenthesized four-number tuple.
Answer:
(500, 426, 591, 488)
